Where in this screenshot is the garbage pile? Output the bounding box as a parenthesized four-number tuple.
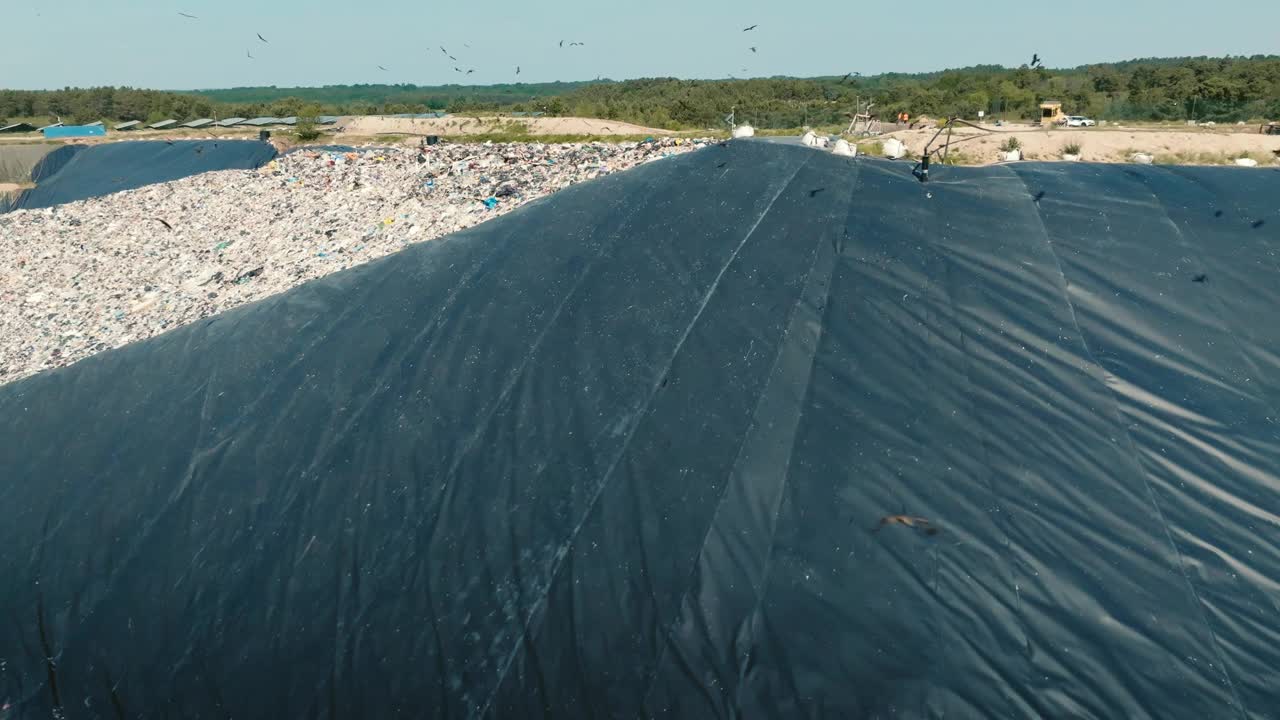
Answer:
(0, 138, 711, 385)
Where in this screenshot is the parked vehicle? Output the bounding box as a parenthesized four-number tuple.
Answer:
(1064, 116, 1096, 127)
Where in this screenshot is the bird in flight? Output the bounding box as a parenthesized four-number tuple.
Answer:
(559, 39, 564, 47)
(257, 33, 268, 43)
(178, 12, 198, 19)
(516, 66, 521, 75)
(466, 69, 475, 74)
(1031, 53, 1041, 67)
(749, 46, 757, 53)
(454, 66, 463, 73)
(247, 50, 254, 59)
(742, 24, 757, 31)
(570, 42, 584, 46)
(378, 65, 389, 71)
(151, 218, 174, 231)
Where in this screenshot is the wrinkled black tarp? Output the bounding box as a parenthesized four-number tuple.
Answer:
(1, 143, 1278, 719)
(1, 140, 275, 213)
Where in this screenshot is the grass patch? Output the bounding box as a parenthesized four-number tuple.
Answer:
(1152, 150, 1271, 166)
(1062, 142, 1082, 156)
(856, 140, 884, 157)
(751, 125, 847, 137)
(999, 136, 1022, 153)
(939, 150, 979, 165)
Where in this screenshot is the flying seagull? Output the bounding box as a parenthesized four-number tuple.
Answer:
(559, 39, 564, 47)
(454, 66, 463, 73)
(1031, 53, 1041, 67)
(466, 69, 475, 74)
(151, 218, 173, 231)
(749, 46, 757, 53)
(440, 46, 449, 55)
(257, 33, 269, 43)
(516, 66, 521, 75)
(742, 24, 757, 31)
(178, 12, 198, 19)
(378, 65, 389, 71)
(570, 42, 584, 47)
(247, 50, 254, 59)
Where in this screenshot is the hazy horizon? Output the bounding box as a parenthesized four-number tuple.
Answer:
(2, 0, 1277, 91)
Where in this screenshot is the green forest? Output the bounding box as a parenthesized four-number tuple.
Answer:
(3, 56, 1277, 130)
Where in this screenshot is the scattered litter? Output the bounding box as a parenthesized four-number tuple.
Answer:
(0, 139, 709, 385)
(1234, 158, 1259, 167)
(1131, 153, 1154, 165)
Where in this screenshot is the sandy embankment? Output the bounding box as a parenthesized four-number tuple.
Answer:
(867, 125, 1280, 164)
(339, 115, 672, 137)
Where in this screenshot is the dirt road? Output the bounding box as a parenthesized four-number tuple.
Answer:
(864, 124, 1280, 165)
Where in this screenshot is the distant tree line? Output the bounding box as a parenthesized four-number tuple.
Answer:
(0, 87, 219, 126)
(549, 56, 1280, 129)
(3, 57, 1277, 130)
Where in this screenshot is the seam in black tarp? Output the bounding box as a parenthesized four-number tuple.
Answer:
(1100, 165, 1274, 719)
(933, 167, 1034, 689)
(1015, 166, 1247, 720)
(423, 180, 661, 506)
(637, 158, 856, 713)
(477, 154, 815, 718)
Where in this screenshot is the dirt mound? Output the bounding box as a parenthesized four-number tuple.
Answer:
(339, 115, 671, 137)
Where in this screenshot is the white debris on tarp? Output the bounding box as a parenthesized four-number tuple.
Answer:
(0, 138, 709, 385)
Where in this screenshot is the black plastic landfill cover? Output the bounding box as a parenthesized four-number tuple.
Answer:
(1, 140, 276, 212)
(1, 143, 1278, 719)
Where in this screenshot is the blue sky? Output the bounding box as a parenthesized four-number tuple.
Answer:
(3, 0, 1276, 90)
